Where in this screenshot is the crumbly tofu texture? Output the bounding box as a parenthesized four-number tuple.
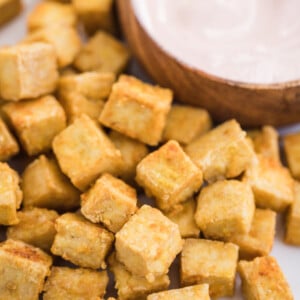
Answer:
(195, 180, 255, 240)
(162, 105, 212, 144)
(0, 0, 22, 26)
(238, 256, 293, 300)
(43, 267, 108, 300)
(109, 253, 170, 300)
(0, 239, 52, 300)
(100, 75, 172, 146)
(81, 173, 137, 233)
(51, 213, 114, 269)
(115, 205, 183, 281)
(0, 43, 59, 101)
(185, 119, 255, 183)
(52, 114, 123, 191)
(284, 131, 300, 179)
(74, 31, 130, 74)
(136, 140, 203, 211)
(180, 239, 238, 298)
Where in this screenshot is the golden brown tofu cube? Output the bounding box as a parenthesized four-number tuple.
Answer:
(74, 31, 130, 74)
(100, 75, 172, 146)
(0, 43, 58, 101)
(109, 253, 170, 300)
(185, 119, 255, 183)
(116, 205, 183, 281)
(0, 0, 22, 26)
(147, 284, 210, 300)
(162, 105, 212, 145)
(238, 256, 293, 300)
(3, 96, 66, 155)
(136, 140, 203, 211)
(43, 267, 108, 300)
(51, 213, 114, 269)
(81, 173, 137, 233)
(0, 162, 22, 225)
(244, 155, 294, 212)
(180, 238, 238, 298)
(227, 208, 276, 259)
(6, 207, 59, 252)
(0, 239, 52, 300)
(284, 131, 300, 179)
(52, 114, 123, 191)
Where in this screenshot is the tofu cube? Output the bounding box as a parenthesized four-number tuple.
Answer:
(3, 96, 66, 155)
(180, 238, 238, 298)
(51, 213, 114, 269)
(0, 239, 52, 300)
(6, 207, 59, 252)
(52, 114, 123, 191)
(185, 119, 255, 183)
(0, 0, 22, 27)
(74, 31, 130, 74)
(115, 205, 183, 281)
(284, 131, 300, 179)
(238, 256, 293, 300)
(136, 141, 203, 211)
(43, 267, 108, 300)
(0, 43, 58, 101)
(162, 105, 212, 144)
(109, 253, 170, 300)
(100, 75, 172, 146)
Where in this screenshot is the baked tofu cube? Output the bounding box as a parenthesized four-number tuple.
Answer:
(0, 239, 52, 300)
(0, 43, 58, 101)
(147, 284, 210, 300)
(228, 208, 276, 259)
(74, 31, 130, 74)
(52, 114, 123, 191)
(244, 155, 294, 212)
(51, 213, 114, 269)
(284, 131, 300, 179)
(6, 207, 59, 252)
(3, 96, 66, 155)
(195, 180, 255, 240)
(43, 267, 108, 300)
(0, 0, 22, 26)
(115, 205, 183, 281)
(162, 105, 212, 144)
(136, 141, 203, 211)
(0, 162, 22, 225)
(180, 238, 238, 298)
(100, 75, 172, 146)
(109, 253, 170, 300)
(0, 117, 19, 161)
(238, 256, 293, 300)
(185, 119, 255, 183)
(81, 173, 137, 233)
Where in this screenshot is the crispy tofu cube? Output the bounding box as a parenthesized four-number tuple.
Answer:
(238, 256, 293, 300)
(0, 162, 22, 225)
(52, 114, 123, 191)
(3, 96, 66, 155)
(51, 213, 114, 269)
(195, 180, 255, 240)
(227, 208, 276, 259)
(162, 105, 212, 144)
(81, 173, 137, 233)
(0, 239, 52, 300)
(185, 119, 255, 183)
(0, 43, 58, 101)
(109, 253, 170, 300)
(74, 31, 129, 74)
(6, 207, 59, 251)
(43, 267, 108, 300)
(147, 284, 210, 300)
(115, 205, 183, 281)
(100, 75, 172, 146)
(180, 238, 238, 298)
(284, 131, 300, 179)
(244, 155, 294, 212)
(0, 0, 22, 26)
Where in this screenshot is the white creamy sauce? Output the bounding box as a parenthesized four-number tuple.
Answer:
(132, 0, 300, 84)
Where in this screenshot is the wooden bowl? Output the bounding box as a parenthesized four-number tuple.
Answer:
(117, 0, 300, 127)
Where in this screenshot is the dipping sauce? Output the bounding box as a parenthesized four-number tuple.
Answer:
(132, 0, 300, 84)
